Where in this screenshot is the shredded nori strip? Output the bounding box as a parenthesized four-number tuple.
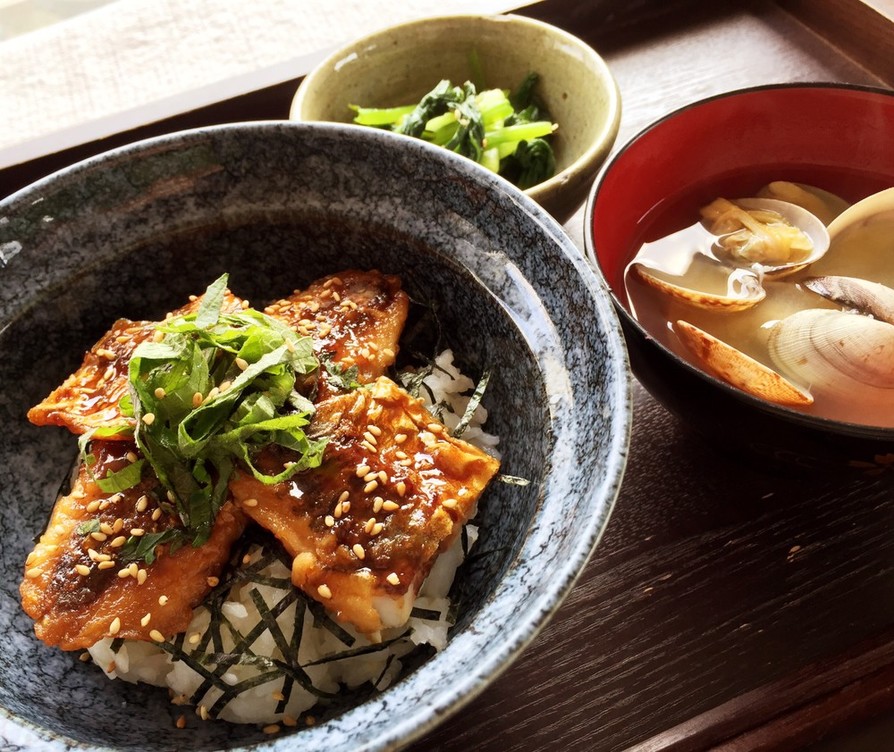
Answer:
(452, 369, 491, 438)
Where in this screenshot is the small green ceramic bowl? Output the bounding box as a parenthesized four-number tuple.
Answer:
(290, 14, 621, 223)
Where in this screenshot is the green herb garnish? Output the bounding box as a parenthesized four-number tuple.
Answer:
(350, 74, 557, 189)
(125, 273, 327, 555)
(95, 458, 145, 493)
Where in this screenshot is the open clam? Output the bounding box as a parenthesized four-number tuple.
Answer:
(627, 196, 829, 316)
(703, 197, 830, 277)
(803, 275, 894, 325)
(767, 308, 894, 399)
(811, 187, 894, 282)
(757, 180, 850, 225)
(674, 320, 813, 407)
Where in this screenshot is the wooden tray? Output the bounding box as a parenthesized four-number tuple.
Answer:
(4, 1, 894, 749)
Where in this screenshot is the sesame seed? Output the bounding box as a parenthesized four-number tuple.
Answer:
(151, 508, 162, 521)
(220, 379, 233, 392)
(363, 431, 377, 445)
(86, 499, 102, 513)
(100, 522, 114, 535)
(317, 584, 332, 599)
(342, 501, 351, 513)
(158, 595, 169, 606)
(188, 632, 202, 645)
(377, 470, 388, 484)
(395, 451, 408, 460)
(79, 652, 91, 662)
(394, 433, 407, 444)
(97, 561, 116, 570)
(118, 568, 131, 579)
(387, 572, 400, 586)
(364, 517, 376, 533)
(130, 527, 145, 537)
(443, 498, 458, 509)
(242, 498, 258, 508)
(399, 458, 413, 467)
(382, 348, 395, 359)
(109, 617, 121, 635)
(427, 423, 444, 434)
(371, 522, 384, 536)
(136, 495, 149, 513)
(129, 562, 139, 577)
(334, 502, 344, 519)
(142, 413, 156, 426)
(364, 480, 378, 494)
(125, 451, 138, 463)
(362, 441, 377, 453)
(352, 543, 366, 560)
(198, 705, 209, 721)
(207, 576, 219, 587)
(396, 481, 407, 497)
(355, 464, 371, 478)
(98, 499, 112, 510)
(192, 391, 204, 408)
(103, 365, 115, 381)
(75, 564, 91, 576)
(90, 531, 108, 542)
(235, 357, 249, 371)
(141, 613, 151, 627)
(338, 490, 350, 503)
(110, 535, 127, 548)
(154, 387, 166, 399)
(137, 569, 148, 585)
(25, 567, 42, 579)
(383, 500, 400, 512)
(363, 471, 377, 482)
(373, 497, 384, 513)
(324, 515, 335, 527)
(149, 629, 165, 642)
(152, 330, 165, 343)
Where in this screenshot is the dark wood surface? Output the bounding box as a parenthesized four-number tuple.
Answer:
(4, 1, 894, 749)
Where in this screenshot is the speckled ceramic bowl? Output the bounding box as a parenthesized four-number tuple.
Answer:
(0, 122, 630, 750)
(290, 14, 621, 223)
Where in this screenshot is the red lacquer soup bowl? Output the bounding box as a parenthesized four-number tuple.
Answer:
(585, 83, 894, 474)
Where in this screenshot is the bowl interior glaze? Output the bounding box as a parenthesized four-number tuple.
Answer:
(0, 122, 629, 750)
(586, 83, 894, 471)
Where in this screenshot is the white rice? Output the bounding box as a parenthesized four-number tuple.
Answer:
(87, 349, 497, 726)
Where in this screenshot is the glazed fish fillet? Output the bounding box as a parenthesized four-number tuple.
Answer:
(23, 269, 472, 649)
(228, 376, 500, 637)
(21, 441, 246, 650)
(27, 291, 245, 437)
(264, 270, 408, 398)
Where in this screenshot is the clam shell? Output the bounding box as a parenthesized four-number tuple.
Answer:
(674, 320, 813, 406)
(767, 308, 894, 397)
(803, 275, 894, 325)
(632, 264, 765, 312)
(757, 181, 850, 225)
(710, 197, 830, 277)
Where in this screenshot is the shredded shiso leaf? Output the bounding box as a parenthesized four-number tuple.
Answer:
(80, 274, 328, 561)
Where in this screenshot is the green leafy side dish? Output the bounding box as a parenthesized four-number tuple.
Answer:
(350, 74, 557, 190)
